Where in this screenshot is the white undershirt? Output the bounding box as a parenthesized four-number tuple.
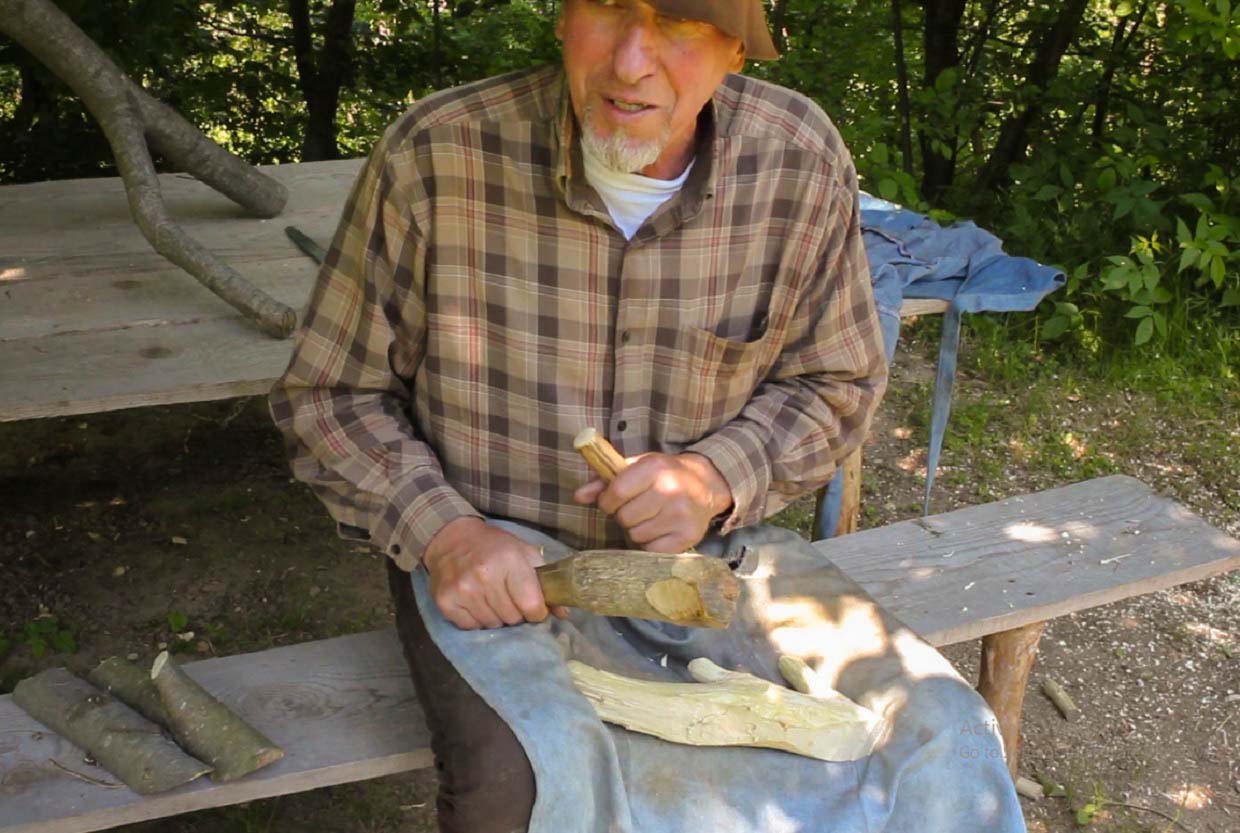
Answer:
(581, 143, 694, 240)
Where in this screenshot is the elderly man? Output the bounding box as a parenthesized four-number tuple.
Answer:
(271, 2, 1025, 832)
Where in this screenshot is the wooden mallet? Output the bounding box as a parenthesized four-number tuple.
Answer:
(531, 429, 740, 628)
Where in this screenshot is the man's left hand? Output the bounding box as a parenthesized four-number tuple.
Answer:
(573, 452, 733, 553)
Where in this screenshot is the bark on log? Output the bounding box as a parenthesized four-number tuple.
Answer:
(0, 0, 296, 338)
(137, 94, 287, 218)
(13, 668, 211, 794)
(536, 550, 739, 628)
(88, 656, 169, 727)
(150, 651, 284, 782)
(567, 657, 885, 762)
(1041, 678, 1082, 723)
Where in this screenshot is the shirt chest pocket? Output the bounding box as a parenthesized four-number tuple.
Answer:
(657, 324, 780, 443)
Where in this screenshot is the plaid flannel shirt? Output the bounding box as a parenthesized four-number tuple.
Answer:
(269, 66, 887, 570)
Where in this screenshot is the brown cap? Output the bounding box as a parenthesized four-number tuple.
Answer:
(649, 0, 780, 61)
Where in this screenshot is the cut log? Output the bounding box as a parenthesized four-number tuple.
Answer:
(567, 657, 884, 762)
(88, 656, 169, 727)
(12, 667, 211, 794)
(150, 651, 284, 782)
(536, 550, 738, 628)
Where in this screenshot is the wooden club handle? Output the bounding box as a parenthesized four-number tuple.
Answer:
(574, 427, 628, 482)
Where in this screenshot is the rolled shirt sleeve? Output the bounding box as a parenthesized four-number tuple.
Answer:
(688, 163, 887, 532)
(269, 131, 479, 570)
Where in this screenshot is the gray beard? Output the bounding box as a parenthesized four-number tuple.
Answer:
(581, 102, 670, 174)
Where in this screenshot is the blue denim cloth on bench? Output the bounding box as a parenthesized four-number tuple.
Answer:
(815, 197, 1066, 537)
(407, 521, 1027, 833)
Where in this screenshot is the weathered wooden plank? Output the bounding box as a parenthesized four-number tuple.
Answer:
(0, 159, 945, 423)
(0, 317, 296, 422)
(0, 161, 361, 342)
(0, 161, 360, 285)
(0, 258, 314, 345)
(0, 630, 429, 833)
(897, 297, 950, 317)
(0, 293, 948, 423)
(812, 475, 1240, 646)
(0, 160, 364, 422)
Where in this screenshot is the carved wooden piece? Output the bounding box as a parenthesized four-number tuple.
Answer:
(150, 652, 284, 782)
(12, 668, 211, 795)
(976, 622, 1046, 777)
(536, 550, 738, 628)
(567, 657, 884, 762)
(573, 427, 628, 481)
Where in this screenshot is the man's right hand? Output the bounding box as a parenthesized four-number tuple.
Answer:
(421, 516, 557, 630)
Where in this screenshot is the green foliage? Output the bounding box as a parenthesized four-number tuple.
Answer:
(1, 0, 1236, 369)
(167, 610, 190, 633)
(19, 616, 77, 658)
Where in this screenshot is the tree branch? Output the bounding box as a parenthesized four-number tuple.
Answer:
(0, 0, 296, 338)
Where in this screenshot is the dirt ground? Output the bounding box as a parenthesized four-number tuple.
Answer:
(1, 341, 1236, 833)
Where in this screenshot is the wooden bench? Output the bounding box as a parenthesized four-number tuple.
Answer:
(2, 474, 1237, 833)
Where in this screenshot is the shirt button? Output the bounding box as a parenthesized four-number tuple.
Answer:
(621, 330, 631, 344)
(617, 420, 628, 432)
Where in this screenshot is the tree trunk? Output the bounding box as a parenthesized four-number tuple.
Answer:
(918, 0, 968, 201)
(892, 0, 914, 175)
(288, 0, 358, 162)
(770, 0, 790, 54)
(12, 61, 51, 134)
(1092, 2, 1149, 139)
(977, 0, 1091, 193)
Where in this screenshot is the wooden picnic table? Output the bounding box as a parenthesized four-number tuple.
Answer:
(0, 160, 947, 423)
(0, 161, 356, 422)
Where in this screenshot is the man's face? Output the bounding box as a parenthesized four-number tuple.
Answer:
(557, 0, 744, 179)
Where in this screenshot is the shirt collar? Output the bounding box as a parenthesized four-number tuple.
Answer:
(552, 71, 719, 236)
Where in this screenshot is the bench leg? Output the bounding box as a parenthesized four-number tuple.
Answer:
(834, 447, 863, 537)
(976, 621, 1046, 778)
(814, 447, 864, 540)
